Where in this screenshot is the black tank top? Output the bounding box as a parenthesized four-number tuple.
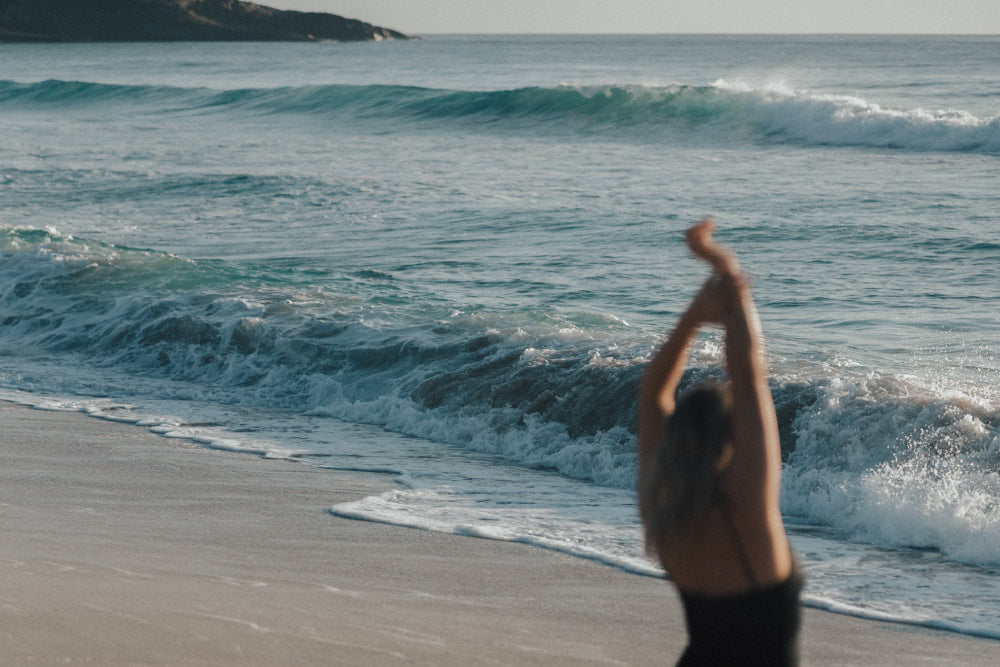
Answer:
(675, 494, 803, 666)
(677, 565, 803, 666)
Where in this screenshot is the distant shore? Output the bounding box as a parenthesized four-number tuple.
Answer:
(0, 0, 408, 42)
(0, 400, 997, 664)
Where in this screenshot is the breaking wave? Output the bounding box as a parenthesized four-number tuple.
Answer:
(2, 227, 999, 567)
(2, 78, 998, 153)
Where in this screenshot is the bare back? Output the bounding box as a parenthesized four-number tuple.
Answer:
(658, 471, 791, 594)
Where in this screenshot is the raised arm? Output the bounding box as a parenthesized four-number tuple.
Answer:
(638, 308, 699, 457)
(638, 222, 730, 515)
(688, 220, 780, 499)
(637, 305, 700, 521)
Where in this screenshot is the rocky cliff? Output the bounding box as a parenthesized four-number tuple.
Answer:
(0, 0, 408, 42)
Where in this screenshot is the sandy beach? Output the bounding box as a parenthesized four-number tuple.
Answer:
(0, 400, 996, 665)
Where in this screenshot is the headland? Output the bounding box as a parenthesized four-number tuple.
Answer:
(0, 0, 408, 42)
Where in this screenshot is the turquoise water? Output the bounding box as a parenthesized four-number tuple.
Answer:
(2, 35, 999, 637)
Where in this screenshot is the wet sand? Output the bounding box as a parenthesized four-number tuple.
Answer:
(0, 400, 996, 665)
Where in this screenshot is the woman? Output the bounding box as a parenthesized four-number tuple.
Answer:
(638, 219, 802, 666)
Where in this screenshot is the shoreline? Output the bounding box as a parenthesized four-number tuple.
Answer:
(1, 399, 997, 664)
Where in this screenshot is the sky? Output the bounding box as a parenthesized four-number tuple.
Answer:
(262, 1, 1000, 35)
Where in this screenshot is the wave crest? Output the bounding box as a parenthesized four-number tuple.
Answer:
(3, 78, 998, 153)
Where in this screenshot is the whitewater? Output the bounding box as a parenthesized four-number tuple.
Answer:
(1, 34, 999, 638)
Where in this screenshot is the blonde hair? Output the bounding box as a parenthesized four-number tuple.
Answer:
(641, 382, 733, 556)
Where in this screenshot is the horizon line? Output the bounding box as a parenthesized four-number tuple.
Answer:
(404, 31, 1000, 37)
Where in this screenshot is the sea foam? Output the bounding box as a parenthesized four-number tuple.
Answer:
(3, 227, 999, 569)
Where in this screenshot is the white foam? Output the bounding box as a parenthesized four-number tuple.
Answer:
(0, 388, 299, 460)
(709, 80, 1000, 153)
(330, 486, 661, 578)
(781, 374, 1000, 567)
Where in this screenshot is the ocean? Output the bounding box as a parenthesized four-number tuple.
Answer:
(1, 34, 999, 639)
